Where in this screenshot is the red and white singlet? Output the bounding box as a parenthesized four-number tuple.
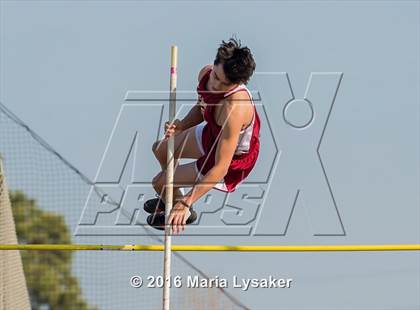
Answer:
(194, 67, 261, 193)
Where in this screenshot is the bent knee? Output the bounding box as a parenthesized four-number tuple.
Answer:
(151, 140, 159, 153)
(152, 171, 165, 188)
(152, 140, 166, 156)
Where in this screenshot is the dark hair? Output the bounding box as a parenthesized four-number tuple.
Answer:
(214, 37, 256, 85)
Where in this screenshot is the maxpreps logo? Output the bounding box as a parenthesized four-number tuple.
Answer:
(74, 72, 345, 236)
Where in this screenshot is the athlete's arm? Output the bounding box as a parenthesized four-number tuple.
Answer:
(184, 95, 246, 205)
(178, 104, 203, 131)
(178, 65, 213, 130)
(212, 98, 244, 173)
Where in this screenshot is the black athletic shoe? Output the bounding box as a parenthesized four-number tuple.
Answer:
(146, 208, 198, 231)
(144, 194, 166, 214)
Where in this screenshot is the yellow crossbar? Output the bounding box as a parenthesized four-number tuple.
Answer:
(0, 244, 419, 252)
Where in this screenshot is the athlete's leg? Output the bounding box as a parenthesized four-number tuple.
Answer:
(147, 161, 200, 230)
(152, 124, 204, 165)
(151, 161, 200, 204)
(151, 124, 205, 199)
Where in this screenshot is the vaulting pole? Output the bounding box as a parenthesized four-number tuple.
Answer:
(163, 45, 177, 310)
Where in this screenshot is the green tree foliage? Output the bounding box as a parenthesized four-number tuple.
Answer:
(10, 191, 99, 310)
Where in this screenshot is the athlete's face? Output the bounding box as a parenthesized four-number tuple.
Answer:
(208, 63, 237, 92)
